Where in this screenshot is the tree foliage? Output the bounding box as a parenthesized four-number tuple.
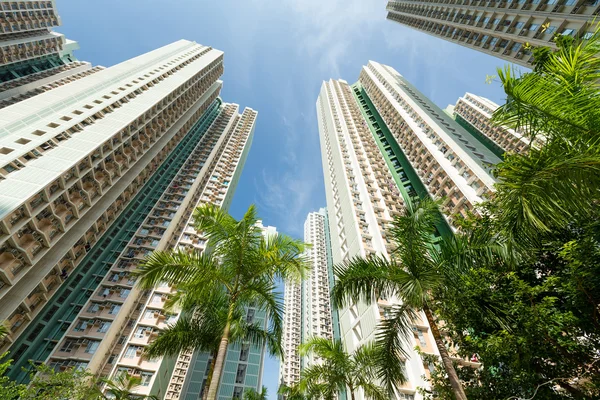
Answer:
(298, 338, 392, 400)
(423, 25, 600, 400)
(134, 204, 309, 400)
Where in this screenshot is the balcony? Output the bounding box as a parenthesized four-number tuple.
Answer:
(94, 171, 110, 189)
(17, 231, 43, 259)
(54, 202, 75, 226)
(7, 207, 26, 229)
(123, 145, 136, 161)
(25, 288, 46, 313)
(0, 249, 26, 281)
(37, 217, 61, 241)
(82, 180, 99, 201)
(105, 162, 118, 179)
(69, 190, 87, 211)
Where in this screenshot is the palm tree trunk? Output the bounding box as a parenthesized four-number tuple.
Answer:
(348, 383, 356, 400)
(423, 305, 468, 400)
(206, 311, 233, 400)
(202, 353, 217, 400)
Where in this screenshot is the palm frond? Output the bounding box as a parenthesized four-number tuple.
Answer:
(260, 232, 310, 283)
(236, 321, 284, 359)
(192, 203, 238, 246)
(357, 381, 390, 400)
(236, 278, 284, 349)
(133, 249, 220, 290)
(492, 143, 600, 242)
(331, 255, 398, 309)
(373, 305, 414, 393)
(143, 314, 222, 359)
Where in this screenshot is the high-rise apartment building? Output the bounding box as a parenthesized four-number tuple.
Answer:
(279, 208, 341, 394)
(386, 0, 599, 67)
(316, 61, 499, 399)
(0, 40, 257, 400)
(0, 1, 95, 107)
(280, 266, 302, 387)
(301, 210, 334, 366)
(445, 92, 533, 157)
(164, 221, 272, 400)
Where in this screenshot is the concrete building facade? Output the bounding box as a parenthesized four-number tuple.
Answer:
(0, 41, 257, 400)
(386, 0, 600, 67)
(316, 61, 498, 399)
(301, 210, 334, 367)
(445, 92, 535, 157)
(279, 208, 341, 396)
(0, 0, 94, 106)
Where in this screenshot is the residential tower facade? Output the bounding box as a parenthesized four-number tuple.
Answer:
(386, 0, 599, 67)
(0, 0, 93, 107)
(279, 208, 341, 395)
(316, 61, 498, 399)
(445, 92, 533, 157)
(0, 40, 256, 400)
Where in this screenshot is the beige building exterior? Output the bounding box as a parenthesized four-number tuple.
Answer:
(0, 41, 256, 397)
(386, 0, 599, 67)
(317, 61, 499, 399)
(0, 0, 92, 105)
(446, 92, 539, 156)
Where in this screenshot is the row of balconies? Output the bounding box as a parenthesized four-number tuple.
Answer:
(45, 85, 225, 372)
(0, 98, 212, 352)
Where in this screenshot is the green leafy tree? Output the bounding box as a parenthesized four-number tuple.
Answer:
(422, 25, 600, 400)
(332, 198, 507, 400)
(298, 337, 397, 400)
(101, 372, 158, 399)
(135, 204, 309, 400)
(492, 25, 600, 244)
(243, 386, 268, 400)
(21, 364, 102, 400)
(0, 322, 8, 340)
(0, 355, 23, 399)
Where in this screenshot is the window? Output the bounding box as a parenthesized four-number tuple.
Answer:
(73, 320, 88, 332)
(235, 364, 246, 384)
(60, 339, 76, 352)
(109, 304, 121, 314)
(85, 341, 100, 354)
(124, 346, 138, 358)
(97, 321, 111, 333)
(417, 330, 427, 347)
(233, 387, 244, 399)
(140, 372, 153, 386)
(583, 31, 594, 40)
(246, 309, 255, 324)
(239, 344, 250, 362)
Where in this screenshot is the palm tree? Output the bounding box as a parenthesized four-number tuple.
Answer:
(491, 24, 600, 244)
(332, 198, 508, 400)
(278, 383, 308, 400)
(135, 204, 309, 400)
(243, 386, 268, 400)
(101, 372, 158, 399)
(142, 289, 279, 400)
(298, 337, 400, 400)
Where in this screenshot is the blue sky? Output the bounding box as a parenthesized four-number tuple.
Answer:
(57, 0, 508, 397)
